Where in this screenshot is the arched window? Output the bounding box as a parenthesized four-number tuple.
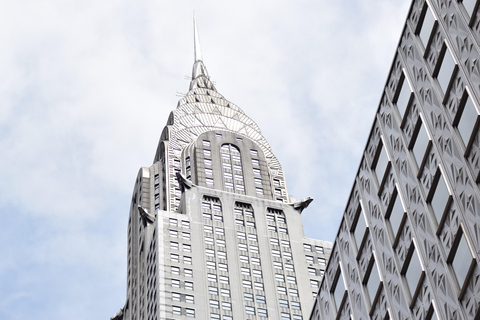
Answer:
(220, 144, 245, 194)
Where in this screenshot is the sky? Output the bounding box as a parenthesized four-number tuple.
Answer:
(0, 0, 410, 319)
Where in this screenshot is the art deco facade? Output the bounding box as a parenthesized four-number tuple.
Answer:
(310, 0, 480, 319)
(112, 22, 332, 320)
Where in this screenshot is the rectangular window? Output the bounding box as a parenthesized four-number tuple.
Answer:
(209, 286, 218, 295)
(352, 208, 367, 250)
(318, 258, 326, 265)
(308, 267, 316, 276)
(207, 274, 217, 282)
(207, 261, 216, 269)
(451, 232, 475, 291)
(278, 227, 288, 234)
(203, 140, 211, 147)
(210, 299, 219, 308)
(418, 4, 435, 47)
(256, 295, 266, 304)
(248, 234, 258, 242)
(171, 254, 179, 262)
(185, 281, 193, 290)
(272, 249, 281, 257)
(183, 244, 191, 252)
(276, 274, 285, 282)
(240, 255, 249, 263)
(171, 266, 180, 275)
(241, 267, 251, 276)
(204, 158, 212, 166)
(435, 44, 456, 94)
(268, 225, 277, 232)
(172, 306, 182, 315)
(217, 251, 227, 259)
(245, 306, 255, 315)
(402, 245, 423, 298)
(239, 243, 248, 252)
(244, 292, 254, 301)
(310, 279, 319, 287)
(204, 149, 211, 157)
(242, 279, 252, 288)
(289, 288, 299, 297)
(315, 246, 324, 253)
(285, 263, 294, 272)
(216, 239, 226, 247)
(185, 309, 195, 318)
(290, 301, 302, 310)
(246, 221, 256, 228)
(169, 218, 178, 226)
(274, 261, 283, 269)
(303, 243, 312, 251)
(182, 232, 191, 240)
(254, 282, 264, 291)
(206, 249, 215, 257)
(258, 308, 268, 317)
(185, 295, 194, 304)
(279, 298, 289, 308)
(222, 301, 232, 311)
(395, 72, 412, 118)
(170, 242, 179, 250)
(172, 279, 180, 288)
(428, 170, 450, 225)
(184, 268, 193, 277)
(219, 275, 229, 284)
(252, 269, 262, 277)
(283, 251, 292, 259)
(281, 240, 290, 247)
(456, 92, 478, 147)
(251, 257, 261, 265)
(250, 149, 258, 156)
(218, 263, 228, 272)
(286, 275, 296, 284)
(250, 245, 259, 253)
(184, 256, 192, 264)
(277, 286, 287, 295)
(220, 288, 230, 297)
(170, 230, 178, 238)
(256, 187, 264, 195)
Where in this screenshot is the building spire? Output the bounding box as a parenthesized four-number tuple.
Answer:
(190, 13, 212, 87)
(193, 13, 202, 62)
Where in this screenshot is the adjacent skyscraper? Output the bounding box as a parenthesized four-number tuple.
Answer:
(311, 0, 480, 319)
(112, 20, 332, 320)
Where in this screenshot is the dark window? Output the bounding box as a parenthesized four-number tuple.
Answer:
(455, 92, 478, 148)
(435, 44, 456, 94)
(386, 188, 405, 240)
(402, 245, 423, 299)
(411, 120, 430, 168)
(428, 170, 450, 225)
(418, 4, 436, 47)
(373, 142, 389, 184)
(332, 271, 346, 311)
(365, 258, 381, 305)
(395, 72, 412, 118)
(450, 231, 475, 292)
(352, 208, 367, 250)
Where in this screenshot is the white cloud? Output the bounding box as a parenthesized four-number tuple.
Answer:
(0, 0, 410, 318)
